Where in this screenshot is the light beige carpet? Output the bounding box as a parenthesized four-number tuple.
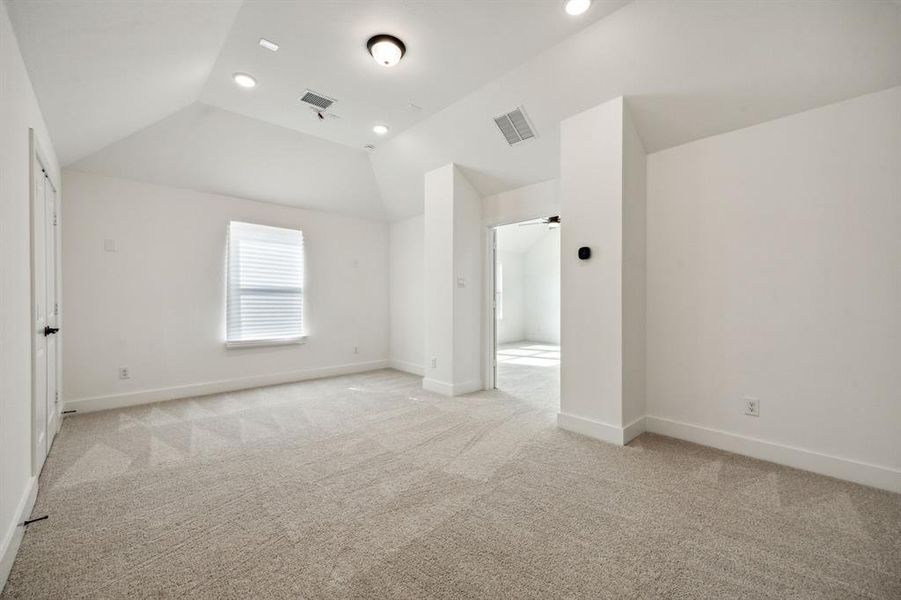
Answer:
(3, 368, 900, 599)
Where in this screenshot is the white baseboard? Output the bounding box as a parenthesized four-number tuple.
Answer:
(557, 412, 645, 446)
(63, 360, 390, 414)
(1, 476, 38, 593)
(422, 378, 482, 397)
(389, 359, 424, 376)
(622, 416, 647, 444)
(645, 416, 901, 494)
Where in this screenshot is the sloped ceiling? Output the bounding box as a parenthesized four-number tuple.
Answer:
(8, 1, 901, 221)
(7, 0, 626, 221)
(70, 103, 385, 220)
(372, 0, 901, 219)
(5, 0, 242, 166)
(198, 0, 627, 149)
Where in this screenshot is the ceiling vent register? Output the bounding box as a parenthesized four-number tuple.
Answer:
(300, 90, 336, 111)
(494, 106, 537, 145)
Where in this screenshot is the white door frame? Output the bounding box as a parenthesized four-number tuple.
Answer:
(485, 226, 498, 389)
(29, 128, 62, 475)
(484, 215, 560, 390)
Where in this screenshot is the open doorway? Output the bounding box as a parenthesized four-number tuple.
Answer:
(490, 216, 560, 405)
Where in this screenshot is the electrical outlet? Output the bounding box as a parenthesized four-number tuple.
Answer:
(353, 345, 359, 354)
(118, 367, 130, 380)
(744, 397, 759, 417)
(430, 357, 437, 369)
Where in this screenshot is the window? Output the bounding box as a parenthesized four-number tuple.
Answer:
(226, 221, 305, 346)
(496, 262, 504, 320)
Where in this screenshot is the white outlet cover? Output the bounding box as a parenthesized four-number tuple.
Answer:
(744, 397, 759, 417)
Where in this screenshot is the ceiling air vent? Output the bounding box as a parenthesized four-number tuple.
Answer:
(299, 90, 336, 112)
(494, 106, 536, 146)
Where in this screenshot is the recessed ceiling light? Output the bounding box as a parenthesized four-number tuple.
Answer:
(564, 0, 591, 16)
(259, 38, 279, 52)
(373, 124, 389, 135)
(233, 73, 257, 88)
(367, 34, 406, 67)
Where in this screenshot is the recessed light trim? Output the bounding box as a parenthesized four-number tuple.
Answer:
(367, 34, 406, 67)
(372, 124, 389, 135)
(564, 0, 591, 16)
(259, 38, 279, 52)
(233, 72, 257, 88)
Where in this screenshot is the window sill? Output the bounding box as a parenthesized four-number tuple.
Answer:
(226, 336, 307, 349)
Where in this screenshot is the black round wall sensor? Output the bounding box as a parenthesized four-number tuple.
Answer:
(578, 247, 591, 260)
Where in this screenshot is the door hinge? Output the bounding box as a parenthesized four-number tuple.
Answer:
(53, 213, 58, 226)
(54, 303, 59, 316)
(55, 391, 59, 404)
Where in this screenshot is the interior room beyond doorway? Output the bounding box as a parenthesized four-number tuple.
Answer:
(493, 218, 560, 406)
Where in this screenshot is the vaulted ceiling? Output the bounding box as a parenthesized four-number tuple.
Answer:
(8, 0, 901, 221)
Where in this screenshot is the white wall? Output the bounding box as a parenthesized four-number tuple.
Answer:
(423, 165, 455, 389)
(523, 229, 561, 344)
(0, 0, 61, 586)
(496, 250, 524, 344)
(621, 104, 647, 426)
(452, 167, 483, 389)
(423, 164, 483, 395)
(388, 215, 424, 374)
(559, 98, 626, 431)
(483, 179, 559, 227)
(61, 170, 389, 409)
(558, 96, 646, 445)
(646, 86, 901, 483)
(389, 179, 560, 373)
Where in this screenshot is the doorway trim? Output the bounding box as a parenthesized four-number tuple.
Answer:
(484, 214, 560, 391)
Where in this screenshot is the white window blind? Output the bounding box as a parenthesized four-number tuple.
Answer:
(227, 221, 305, 346)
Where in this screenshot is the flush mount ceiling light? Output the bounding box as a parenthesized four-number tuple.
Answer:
(564, 0, 591, 16)
(372, 124, 389, 135)
(258, 38, 279, 52)
(367, 34, 406, 67)
(233, 72, 257, 88)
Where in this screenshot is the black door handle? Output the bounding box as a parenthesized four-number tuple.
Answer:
(43, 326, 59, 336)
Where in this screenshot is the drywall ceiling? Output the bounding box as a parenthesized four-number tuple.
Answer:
(4, 0, 242, 166)
(8, 1, 901, 221)
(199, 0, 628, 150)
(372, 0, 901, 219)
(6, 0, 624, 219)
(497, 222, 555, 254)
(70, 103, 385, 221)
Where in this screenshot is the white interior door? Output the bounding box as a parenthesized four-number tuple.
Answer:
(32, 168, 49, 472)
(45, 176, 60, 440)
(32, 164, 59, 474)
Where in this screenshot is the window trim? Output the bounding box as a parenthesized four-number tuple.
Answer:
(225, 220, 306, 348)
(225, 336, 306, 349)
